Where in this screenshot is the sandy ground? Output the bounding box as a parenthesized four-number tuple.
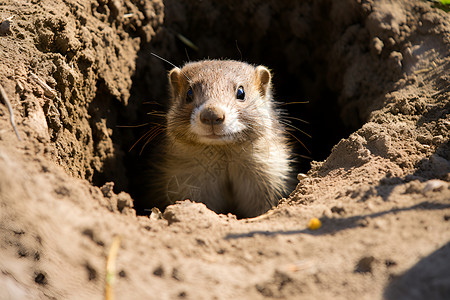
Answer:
(0, 0, 450, 299)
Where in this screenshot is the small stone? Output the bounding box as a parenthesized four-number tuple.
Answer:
(330, 205, 345, 215)
(0, 19, 11, 34)
(423, 179, 447, 193)
(384, 259, 397, 268)
(297, 173, 307, 181)
(172, 268, 183, 281)
(355, 256, 375, 273)
(117, 192, 133, 212)
(371, 37, 384, 55)
(100, 182, 114, 198)
(390, 51, 403, 69)
(357, 218, 370, 227)
(34, 271, 48, 285)
(196, 238, 207, 246)
(150, 207, 162, 220)
(153, 266, 164, 277)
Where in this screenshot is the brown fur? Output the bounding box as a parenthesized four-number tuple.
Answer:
(151, 60, 292, 218)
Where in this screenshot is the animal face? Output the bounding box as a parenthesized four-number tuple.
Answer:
(167, 60, 273, 146)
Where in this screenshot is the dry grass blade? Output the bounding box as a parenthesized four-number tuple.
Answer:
(0, 83, 21, 141)
(29, 72, 57, 99)
(175, 32, 199, 51)
(245, 209, 276, 222)
(105, 235, 121, 300)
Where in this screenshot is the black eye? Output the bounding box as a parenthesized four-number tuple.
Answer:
(236, 86, 245, 101)
(186, 88, 194, 103)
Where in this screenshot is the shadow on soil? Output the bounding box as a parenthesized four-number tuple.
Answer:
(225, 201, 450, 239)
(383, 241, 450, 300)
(361, 141, 450, 202)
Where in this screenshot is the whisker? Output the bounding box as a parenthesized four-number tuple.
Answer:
(147, 115, 166, 118)
(296, 153, 312, 160)
(284, 130, 311, 154)
(279, 120, 312, 139)
(116, 123, 150, 128)
(140, 127, 164, 155)
(151, 52, 191, 81)
(282, 116, 309, 124)
(147, 111, 166, 117)
(239, 102, 291, 133)
(129, 125, 163, 152)
(129, 132, 151, 152)
(143, 101, 164, 106)
(278, 101, 310, 106)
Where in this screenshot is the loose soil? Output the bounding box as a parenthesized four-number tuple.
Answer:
(0, 0, 449, 299)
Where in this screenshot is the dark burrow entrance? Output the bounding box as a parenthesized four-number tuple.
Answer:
(103, 1, 403, 215)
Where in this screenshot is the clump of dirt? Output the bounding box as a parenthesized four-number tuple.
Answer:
(1, 0, 163, 190)
(0, 0, 449, 299)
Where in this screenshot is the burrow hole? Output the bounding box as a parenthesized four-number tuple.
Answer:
(99, 1, 400, 215)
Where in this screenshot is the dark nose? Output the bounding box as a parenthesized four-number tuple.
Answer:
(200, 108, 225, 125)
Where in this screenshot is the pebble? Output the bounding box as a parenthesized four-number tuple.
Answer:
(0, 19, 11, 34)
(355, 256, 375, 273)
(423, 179, 447, 193)
(297, 173, 307, 181)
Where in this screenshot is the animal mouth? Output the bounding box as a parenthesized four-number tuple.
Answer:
(199, 127, 228, 139)
(203, 134, 221, 139)
(198, 132, 234, 143)
(201, 133, 226, 140)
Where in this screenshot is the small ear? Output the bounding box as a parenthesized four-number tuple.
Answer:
(255, 66, 272, 97)
(168, 67, 184, 98)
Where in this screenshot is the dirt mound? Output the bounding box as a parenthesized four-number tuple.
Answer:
(0, 0, 449, 299)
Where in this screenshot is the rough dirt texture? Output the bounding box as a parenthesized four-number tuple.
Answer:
(0, 0, 450, 299)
